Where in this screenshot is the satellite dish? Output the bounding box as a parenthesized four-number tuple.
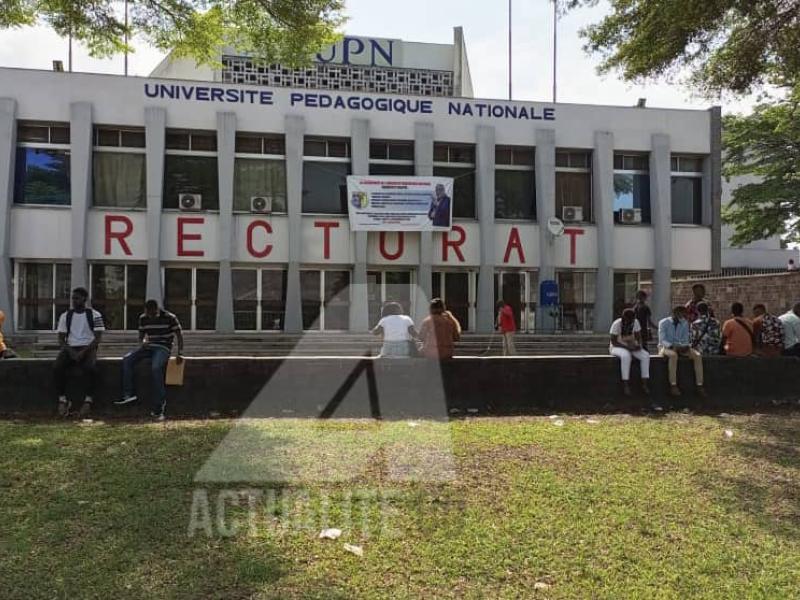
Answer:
(547, 217, 565, 237)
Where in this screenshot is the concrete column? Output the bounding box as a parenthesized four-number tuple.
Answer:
(349, 118, 369, 332)
(592, 131, 615, 333)
(0, 99, 16, 331)
(283, 115, 305, 333)
(534, 128, 556, 331)
(708, 106, 723, 273)
(70, 102, 92, 291)
(144, 107, 166, 303)
(414, 122, 434, 325)
(650, 133, 673, 321)
(215, 111, 236, 332)
(476, 125, 496, 332)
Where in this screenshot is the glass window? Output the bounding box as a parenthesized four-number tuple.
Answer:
(236, 135, 262, 154)
(126, 265, 147, 330)
(14, 148, 71, 205)
(433, 166, 475, 218)
(369, 163, 415, 176)
(304, 139, 327, 157)
(233, 159, 287, 212)
(165, 132, 190, 150)
(163, 155, 219, 210)
(613, 272, 640, 319)
(96, 128, 121, 147)
(262, 270, 287, 331)
(91, 264, 126, 330)
(302, 161, 350, 214)
(614, 154, 649, 171)
(121, 130, 146, 148)
(17, 263, 70, 330)
(557, 271, 596, 332)
(434, 143, 475, 164)
(233, 269, 258, 330)
(93, 152, 146, 208)
(164, 268, 192, 329)
(300, 270, 322, 330)
(18, 122, 70, 144)
(556, 171, 592, 222)
(672, 156, 703, 173)
(304, 138, 349, 158)
(556, 151, 590, 169)
(613, 173, 651, 223)
(324, 270, 350, 330)
(671, 176, 703, 225)
(495, 170, 535, 219)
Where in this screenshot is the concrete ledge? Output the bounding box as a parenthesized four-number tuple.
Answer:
(1, 355, 799, 418)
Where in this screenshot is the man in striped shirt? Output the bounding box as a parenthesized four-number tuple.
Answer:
(115, 299, 183, 420)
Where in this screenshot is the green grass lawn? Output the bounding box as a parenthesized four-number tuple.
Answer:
(2, 413, 800, 599)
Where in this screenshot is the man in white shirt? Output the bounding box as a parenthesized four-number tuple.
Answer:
(54, 287, 105, 417)
(372, 302, 417, 357)
(779, 303, 800, 357)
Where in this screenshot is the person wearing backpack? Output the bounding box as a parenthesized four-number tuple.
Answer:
(54, 287, 105, 417)
(752, 304, 784, 357)
(720, 302, 754, 357)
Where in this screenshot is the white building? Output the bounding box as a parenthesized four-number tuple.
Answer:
(0, 32, 721, 335)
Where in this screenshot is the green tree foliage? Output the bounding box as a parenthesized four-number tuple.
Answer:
(0, 0, 346, 66)
(723, 91, 800, 246)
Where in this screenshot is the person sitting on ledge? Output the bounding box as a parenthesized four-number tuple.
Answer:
(779, 302, 800, 357)
(115, 299, 183, 421)
(752, 304, 785, 358)
(720, 302, 754, 357)
(418, 298, 461, 359)
(609, 308, 650, 396)
(54, 287, 105, 417)
(372, 301, 418, 358)
(658, 305, 706, 397)
(690, 302, 721, 356)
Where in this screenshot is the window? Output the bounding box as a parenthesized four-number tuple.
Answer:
(235, 133, 285, 155)
(90, 263, 147, 330)
(671, 155, 704, 225)
(613, 153, 650, 224)
(94, 126, 145, 148)
(93, 153, 146, 208)
(613, 272, 640, 319)
(14, 148, 71, 205)
(495, 146, 535, 220)
(304, 137, 350, 158)
(557, 270, 596, 332)
(234, 159, 287, 212)
(166, 130, 217, 152)
(17, 121, 70, 144)
(370, 140, 415, 176)
(163, 155, 219, 210)
(433, 142, 476, 219)
(302, 161, 351, 214)
(300, 270, 350, 330)
(232, 268, 287, 330)
(16, 262, 71, 330)
(164, 266, 218, 330)
(555, 150, 592, 223)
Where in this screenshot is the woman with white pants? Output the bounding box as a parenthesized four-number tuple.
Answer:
(609, 308, 651, 396)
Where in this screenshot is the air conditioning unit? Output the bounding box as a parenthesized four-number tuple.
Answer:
(619, 208, 642, 224)
(178, 193, 202, 211)
(562, 206, 583, 222)
(250, 195, 273, 214)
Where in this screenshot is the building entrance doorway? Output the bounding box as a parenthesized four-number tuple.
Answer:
(163, 267, 219, 330)
(367, 270, 413, 326)
(432, 271, 472, 331)
(494, 271, 537, 332)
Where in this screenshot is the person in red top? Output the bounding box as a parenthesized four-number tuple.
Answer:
(496, 300, 517, 356)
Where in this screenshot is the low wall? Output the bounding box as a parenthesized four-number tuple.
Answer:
(1, 356, 798, 418)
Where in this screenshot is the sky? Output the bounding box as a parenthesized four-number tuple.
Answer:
(0, 0, 756, 115)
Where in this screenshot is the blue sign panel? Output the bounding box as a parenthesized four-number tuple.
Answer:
(539, 280, 559, 307)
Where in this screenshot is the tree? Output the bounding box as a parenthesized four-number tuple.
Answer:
(723, 92, 800, 246)
(564, 0, 800, 97)
(0, 0, 346, 66)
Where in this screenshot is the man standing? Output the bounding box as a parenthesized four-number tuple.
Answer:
(632, 290, 657, 351)
(54, 287, 105, 417)
(779, 302, 800, 357)
(496, 300, 517, 356)
(658, 306, 705, 397)
(690, 302, 721, 356)
(752, 304, 784, 357)
(720, 302, 754, 357)
(685, 283, 712, 324)
(115, 300, 183, 420)
(428, 183, 451, 228)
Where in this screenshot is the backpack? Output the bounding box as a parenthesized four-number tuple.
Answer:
(760, 314, 784, 347)
(66, 309, 95, 336)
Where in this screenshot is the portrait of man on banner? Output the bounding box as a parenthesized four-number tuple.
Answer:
(428, 183, 452, 228)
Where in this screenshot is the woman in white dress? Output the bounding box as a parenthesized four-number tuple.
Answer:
(609, 308, 651, 396)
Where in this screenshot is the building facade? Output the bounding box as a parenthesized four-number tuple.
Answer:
(0, 66, 720, 335)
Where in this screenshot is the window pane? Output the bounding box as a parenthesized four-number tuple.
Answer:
(164, 268, 192, 329)
(18, 124, 50, 143)
(165, 132, 190, 150)
(555, 152, 570, 168)
(369, 141, 388, 160)
(300, 270, 321, 330)
(55, 264, 71, 319)
(556, 171, 592, 222)
(433, 166, 475, 218)
(557, 271, 595, 332)
(50, 127, 70, 145)
(126, 265, 147, 330)
(302, 161, 350, 214)
(367, 271, 382, 327)
(261, 270, 287, 331)
(18, 263, 54, 330)
(450, 145, 475, 163)
(369, 163, 415, 176)
(384, 271, 411, 316)
(513, 148, 534, 166)
(190, 133, 217, 152)
(121, 130, 146, 148)
(328, 140, 349, 158)
(233, 158, 287, 212)
(671, 156, 679, 172)
(495, 146, 513, 165)
(304, 139, 327, 156)
(324, 270, 350, 330)
(97, 128, 120, 147)
(163, 155, 219, 210)
(570, 152, 590, 169)
(676, 156, 702, 173)
(671, 176, 703, 224)
(495, 170, 535, 219)
(264, 137, 285, 155)
(388, 142, 413, 161)
(443, 272, 469, 331)
(14, 148, 71, 205)
(433, 144, 448, 162)
(235, 134, 262, 154)
(93, 152, 146, 208)
(91, 264, 126, 330)
(195, 269, 219, 330)
(613, 173, 651, 223)
(233, 269, 258, 330)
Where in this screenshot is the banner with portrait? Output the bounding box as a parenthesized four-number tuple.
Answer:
(346, 175, 454, 231)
